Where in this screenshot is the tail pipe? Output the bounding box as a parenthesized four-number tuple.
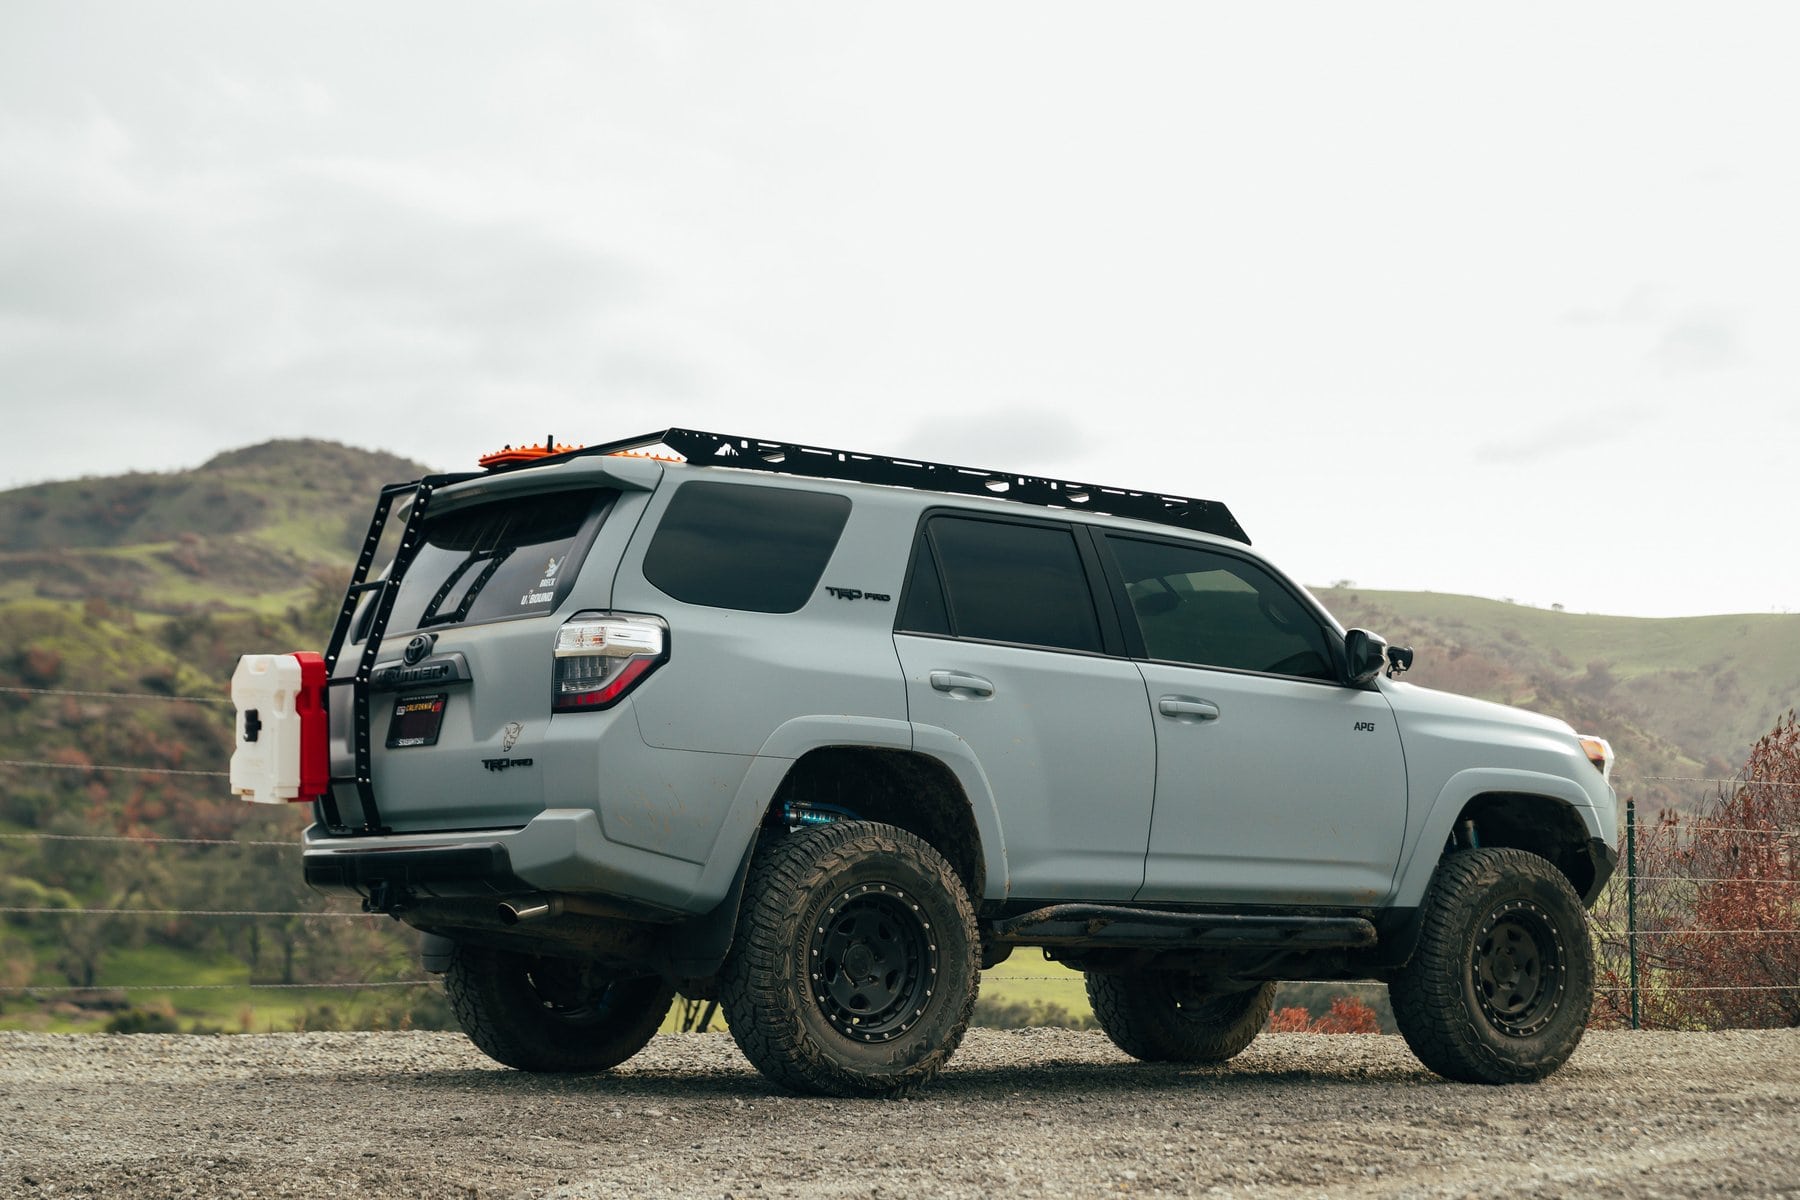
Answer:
(497, 895, 564, 925)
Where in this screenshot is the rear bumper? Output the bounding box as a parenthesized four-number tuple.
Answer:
(304, 839, 522, 900)
(300, 807, 711, 916)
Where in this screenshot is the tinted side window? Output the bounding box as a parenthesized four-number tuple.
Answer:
(1107, 536, 1334, 680)
(927, 517, 1101, 652)
(644, 481, 851, 613)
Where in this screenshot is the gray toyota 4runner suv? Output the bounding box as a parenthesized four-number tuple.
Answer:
(235, 428, 1619, 1096)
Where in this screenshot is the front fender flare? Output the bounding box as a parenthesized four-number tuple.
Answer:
(1391, 767, 1608, 909)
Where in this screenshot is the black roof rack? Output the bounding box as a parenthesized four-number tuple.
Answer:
(487, 427, 1250, 544)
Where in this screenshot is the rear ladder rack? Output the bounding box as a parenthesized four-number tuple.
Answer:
(319, 471, 476, 835)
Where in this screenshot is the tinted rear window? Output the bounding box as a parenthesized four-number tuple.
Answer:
(381, 488, 612, 631)
(643, 481, 851, 613)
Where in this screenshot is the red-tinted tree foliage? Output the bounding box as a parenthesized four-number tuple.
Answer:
(1597, 711, 1800, 1029)
(1267, 996, 1379, 1033)
(19, 646, 64, 685)
(1269, 1006, 1311, 1032)
(1311, 996, 1381, 1034)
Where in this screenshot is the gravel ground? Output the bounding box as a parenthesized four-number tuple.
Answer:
(3, 1027, 1798, 1199)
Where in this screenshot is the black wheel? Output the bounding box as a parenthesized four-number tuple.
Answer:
(1389, 848, 1594, 1084)
(444, 943, 674, 1072)
(1085, 972, 1275, 1063)
(719, 821, 979, 1097)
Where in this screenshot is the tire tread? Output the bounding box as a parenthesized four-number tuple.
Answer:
(445, 944, 673, 1073)
(719, 821, 979, 1098)
(1389, 847, 1593, 1084)
(1086, 974, 1275, 1063)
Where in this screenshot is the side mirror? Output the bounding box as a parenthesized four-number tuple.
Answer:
(1344, 628, 1389, 686)
(1386, 644, 1414, 677)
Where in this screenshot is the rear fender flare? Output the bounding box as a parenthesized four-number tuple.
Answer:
(680, 716, 1010, 911)
(664, 716, 1010, 978)
(907, 722, 1010, 904)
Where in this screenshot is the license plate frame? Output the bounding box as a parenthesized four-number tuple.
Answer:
(385, 693, 448, 749)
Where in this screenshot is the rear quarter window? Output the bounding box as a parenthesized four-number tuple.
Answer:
(643, 481, 851, 613)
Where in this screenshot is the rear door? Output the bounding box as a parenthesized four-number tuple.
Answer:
(893, 513, 1155, 901)
(329, 485, 622, 831)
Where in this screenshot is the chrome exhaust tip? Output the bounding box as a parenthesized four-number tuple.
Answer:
(497, 896, 561, 924)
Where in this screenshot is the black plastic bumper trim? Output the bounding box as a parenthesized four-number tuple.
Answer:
(303, 841, 521, 900)
(1584, 837, 1620, 906)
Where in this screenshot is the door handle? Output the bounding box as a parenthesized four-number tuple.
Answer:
(930, 670, 995, 698)
(1158, 697, 1220, 721)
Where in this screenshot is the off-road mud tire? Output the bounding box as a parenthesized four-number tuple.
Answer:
(719, 820, 979, 1098)
(1085, 973, 1276, 1063)
(444, 943, 674, 1072)
(1389, 847, 1594, 1084)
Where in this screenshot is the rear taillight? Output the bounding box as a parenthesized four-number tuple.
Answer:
(552, 613, 668, 712)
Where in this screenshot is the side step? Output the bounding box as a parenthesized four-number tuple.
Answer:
(988, 904, 1377, 951)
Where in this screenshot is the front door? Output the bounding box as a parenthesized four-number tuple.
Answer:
(1099, 533, 1408, 906)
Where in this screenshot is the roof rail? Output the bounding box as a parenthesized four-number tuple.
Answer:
(485, 427, 1250, 544)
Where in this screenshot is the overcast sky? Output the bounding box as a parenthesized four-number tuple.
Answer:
(3, 3, 1795, 617)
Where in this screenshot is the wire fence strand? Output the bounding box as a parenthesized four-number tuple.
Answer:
(0, 685, 231, 705)
(1616, 928, 1800, 937)
(1, 761, 1792, 1019)
(0, 758, 228, 778)
(1617, 776, 1800, 789)
(0, 832, 296, 848)
(0, 981, 434, 994)
(0, 907, 370, 918)
(1597, 984, 1800, 994)
(1629, 876, 1800, 886)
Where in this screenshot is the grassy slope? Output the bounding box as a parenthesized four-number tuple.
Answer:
(1314, 587, 1800, 812)
(0, 441, 428, 622)
(1320, 588, 1797, 728)
(0, 441, 435, 1033)
(5, 444, 1797, 1032)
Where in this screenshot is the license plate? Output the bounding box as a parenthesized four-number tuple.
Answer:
(386, 693, 448, 748)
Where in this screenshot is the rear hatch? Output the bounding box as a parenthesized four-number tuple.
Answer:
(321, 460, 656, 834)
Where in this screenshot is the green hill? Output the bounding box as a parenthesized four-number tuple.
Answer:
(1, 442, 1794, 1033)
(1314, 587, 1800, 813)
(0, 441, 439, 1033)
(0, 440, 429, 620)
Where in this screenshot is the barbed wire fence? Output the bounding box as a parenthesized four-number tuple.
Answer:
(1588, 791, 1799, 1031)
(0, 685, 439, 1030)
(2, 686, 1796, 1032)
